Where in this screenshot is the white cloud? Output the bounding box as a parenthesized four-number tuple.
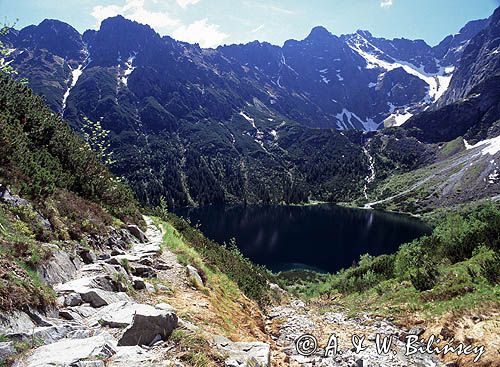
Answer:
(251, 24, 265, 33)
(172, 19, 229, 48)
(380, 0, 393, 8)
(91, 0, 180, 30)
(176, 0, 200, 8)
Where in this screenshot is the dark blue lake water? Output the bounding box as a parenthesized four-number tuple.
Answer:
(175, 204, 431, 273)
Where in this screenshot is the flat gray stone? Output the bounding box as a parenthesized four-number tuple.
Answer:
(0, 310, 36, 336)
(37, 250, 82, 286)
(89, 302, 163, 329)
(20, 333, 117, 367)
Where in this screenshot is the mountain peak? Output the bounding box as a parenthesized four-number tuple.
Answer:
(307, 26, 334, 40)
(355, 29, 373, 39)
(18, 18, 84, 60)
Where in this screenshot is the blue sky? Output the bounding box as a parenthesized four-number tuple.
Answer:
(1, 0, 498, 48)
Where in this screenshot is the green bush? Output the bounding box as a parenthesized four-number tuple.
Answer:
(480, 253, 500, 284)
(410, 268, 438, 291)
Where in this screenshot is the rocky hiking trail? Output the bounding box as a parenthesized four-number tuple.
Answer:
(0, 217, 270, 366)
(0, 217, 460, 367)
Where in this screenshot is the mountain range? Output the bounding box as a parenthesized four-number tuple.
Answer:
(1, 7, 499, 209)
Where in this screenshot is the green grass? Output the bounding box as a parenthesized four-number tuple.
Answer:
(336, 251, 499, 319)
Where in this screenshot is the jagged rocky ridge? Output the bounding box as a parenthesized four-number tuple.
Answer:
(1, 8, 499, 209)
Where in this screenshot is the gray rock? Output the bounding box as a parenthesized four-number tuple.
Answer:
(72, 361, 105, 367)
(32, 324, 84, 344)
(186, 265, 204, 287)
(107, 346, 155, 366)
(81, 289, 131, 308)
(37, 250, 82, 286)
(64, 293, 83, 307)
(0, 185, 29, 207)
(126, 225, 148, 243)
(90, 302, 164, 329)
(98, 253, 111, 261)
(0, 341, 15, 360)
(154, 260, 171, 270)
(79, 249, 97, 264)
(214, 336, 270, 367)
(131, 264, 156, 278)
(117, 308, 177, 346)
(0, 310, 36, 336)
(20, 333, 116, 367)
(56, 275, 119, 294)
(58, 309, 82, 322)
(132, 276, 146, 290)
(155, 303, 175, 312)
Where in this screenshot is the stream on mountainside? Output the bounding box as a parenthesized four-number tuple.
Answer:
(175, 204, 431, 273)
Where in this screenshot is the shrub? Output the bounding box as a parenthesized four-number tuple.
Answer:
(480, 253, 500, 284)
(394, 241, 424, 280)
(410, 261, 439, 292)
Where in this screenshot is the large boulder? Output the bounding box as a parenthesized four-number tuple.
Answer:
(37, 249, 82, 285)
(0, 310, 36, 337)
(18, 333, 117, 367)
(214, 336, 270, 367)
(89, 302, 170, 329)
(117, 307, 177, 346)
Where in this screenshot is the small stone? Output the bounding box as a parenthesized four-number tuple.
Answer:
(132, 277, 146, 290)
(64, 293, 83, 307)
(186, 265, 203, 288)
(79, 250, 97, 264)
(98, 254, 111, 261)
(125, 225, 148, 243)
(131, 264, 156, 278)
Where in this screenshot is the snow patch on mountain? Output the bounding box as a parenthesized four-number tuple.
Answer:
(392, 111, 413, 126)
(464, 135, 500, 156)
(336, 108, 379, 131)
(239, 111, 264, 140)
(62, 64, 84, 111)
(347, 34, 454, 102)
(121, 55, 136, 86)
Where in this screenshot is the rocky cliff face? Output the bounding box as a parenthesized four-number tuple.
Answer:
(438, 7, 500, 107)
